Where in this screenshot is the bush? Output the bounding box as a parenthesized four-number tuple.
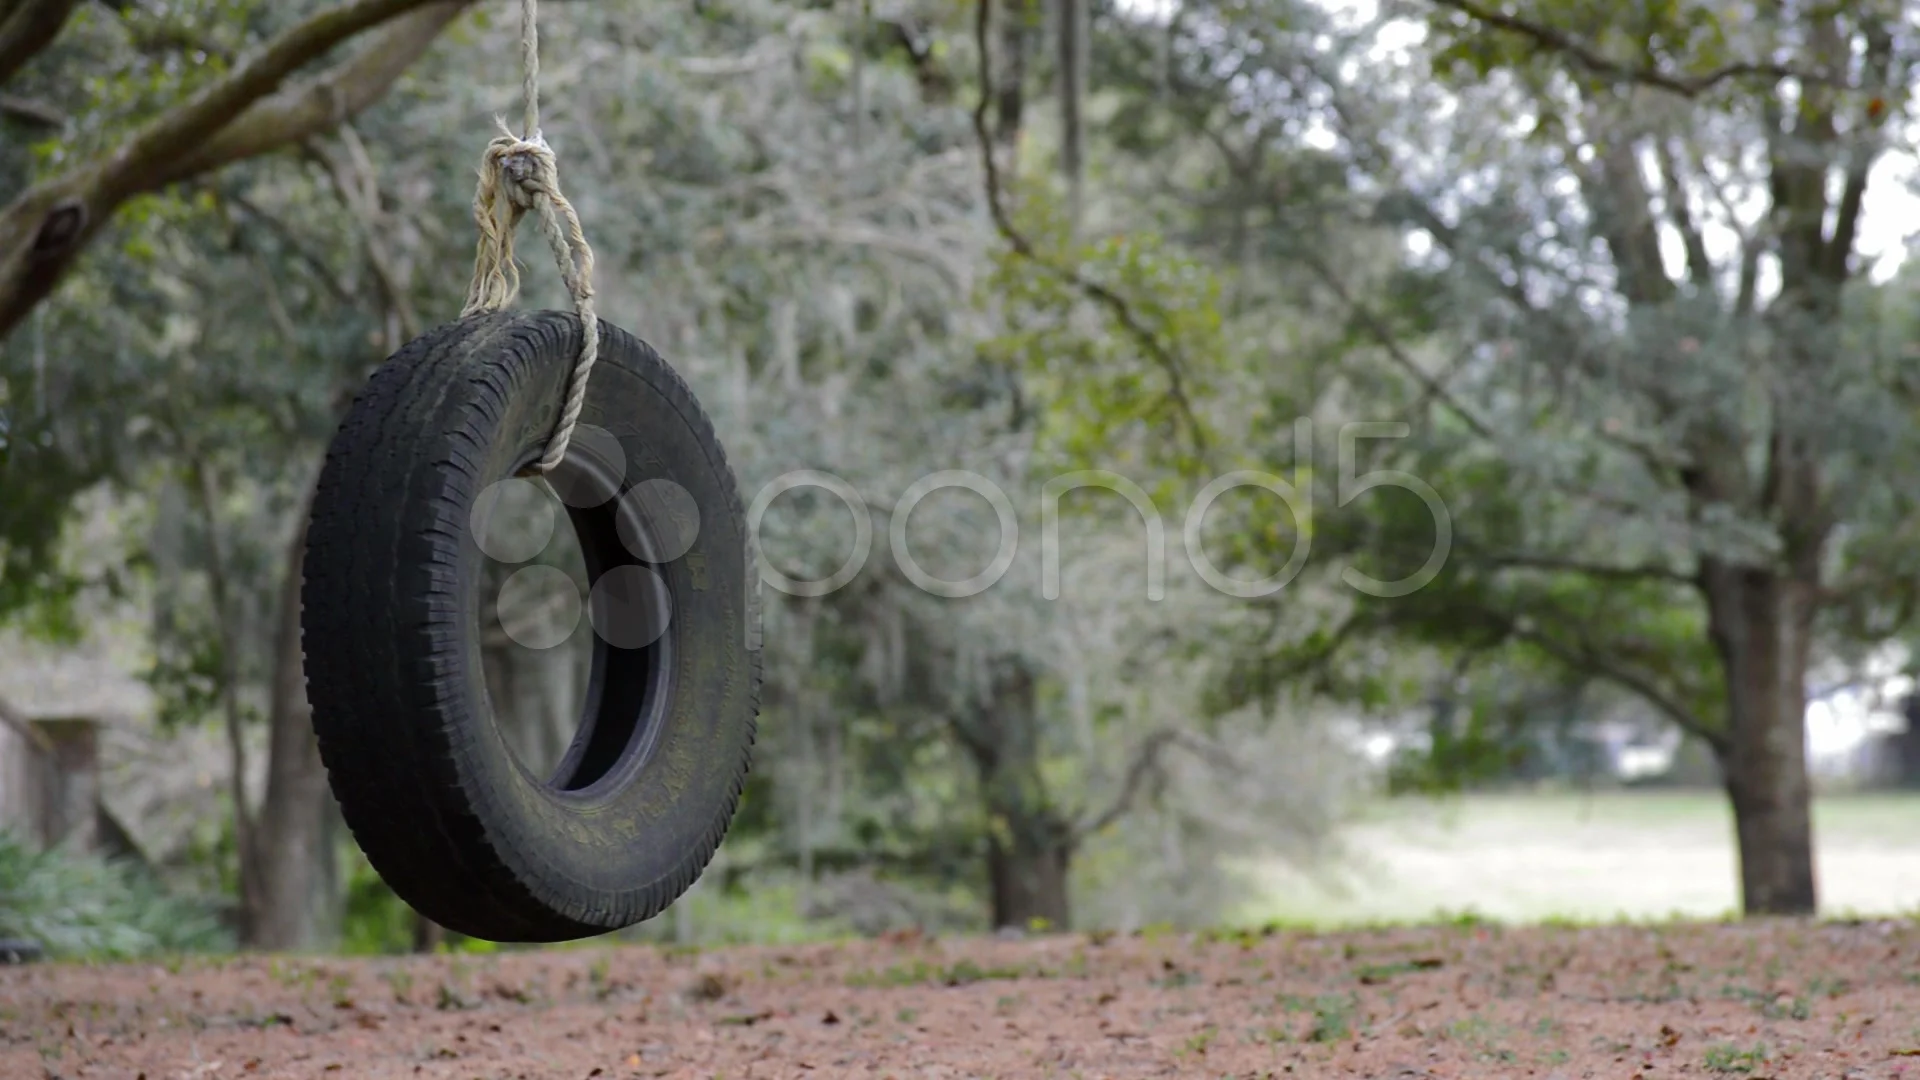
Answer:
(338, 844, 417, 955)
(0, 830, 232, 960)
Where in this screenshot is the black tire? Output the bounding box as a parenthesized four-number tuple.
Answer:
(301, 310, 760, 942)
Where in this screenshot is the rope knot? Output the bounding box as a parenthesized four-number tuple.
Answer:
(460, 0, 602, 474)
(463, 123, 575, 316)
(486, 130, 555, 211)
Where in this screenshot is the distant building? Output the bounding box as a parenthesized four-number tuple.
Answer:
(0, 643, 153, 860)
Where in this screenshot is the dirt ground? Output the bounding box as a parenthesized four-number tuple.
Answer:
(5, 919, 1919, 1079)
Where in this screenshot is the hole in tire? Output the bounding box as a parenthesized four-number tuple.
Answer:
(478, 475, 594, 785)
(475, 438, 675, 796)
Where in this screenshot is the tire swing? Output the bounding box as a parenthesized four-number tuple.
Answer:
(300, 0, 759, 943)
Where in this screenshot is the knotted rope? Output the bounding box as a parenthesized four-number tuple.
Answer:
(461, 0, 598, 474)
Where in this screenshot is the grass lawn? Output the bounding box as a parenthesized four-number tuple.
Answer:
(1235, 789, 1920, 927)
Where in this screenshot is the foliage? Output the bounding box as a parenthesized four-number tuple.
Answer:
(337, 848, 418, 956)
(0, 830, 232, 960)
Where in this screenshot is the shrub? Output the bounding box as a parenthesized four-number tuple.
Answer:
(0, 830, 232, 959)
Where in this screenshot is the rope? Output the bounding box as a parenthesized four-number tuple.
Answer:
(461, 0, 598, 474)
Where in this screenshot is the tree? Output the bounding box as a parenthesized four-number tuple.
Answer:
(1156, 0, 1919, 915)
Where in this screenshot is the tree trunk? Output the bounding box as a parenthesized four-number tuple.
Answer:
(994, 0, 1033, 148)
(189, 462, 266, 941)
(248, 500, 344, 951)
(1056, 0, 1086, 231)
(412, 913, 447, 953)
(987, 825, 1071, 931)
(958, 658, 1073, 931)
(1702, 563, 1818, 916)
(1895, 695, 1920, 788)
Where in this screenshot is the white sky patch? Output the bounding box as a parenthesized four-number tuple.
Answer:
(1112, 0, 1180, 20)
(1808, 644, 1914, 761)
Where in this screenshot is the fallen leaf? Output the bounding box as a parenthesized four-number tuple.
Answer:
(684, 972, 729, 1002)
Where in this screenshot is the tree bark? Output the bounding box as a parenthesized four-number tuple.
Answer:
(248, 495, 344, 951)
(987, 826, 1070, 931)
(1701, 562, 1819, 915)
(957, 658, 1073, 931)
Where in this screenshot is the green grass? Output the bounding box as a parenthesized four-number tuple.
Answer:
(1703, 1041, 1770, 1073)
(1232, 791, 1920, 928)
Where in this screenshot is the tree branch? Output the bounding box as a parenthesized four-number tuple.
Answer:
(1316, 77, 1674, 421)
(1071, 727, 1237, 842)
(1584, 126, 1677, 307)
(1825, 16, 1897, 281)
(111, 0, 460, 194)
(1474, 549, 1695, 585)
(305, 123, 422, 349)
(1503, 617, 1725, 752)
(1653, 138, 1713, 290)
(1212, 609, 1370, 715)
(0, 0, 80, 88)
(153, 2, 464, 189)
(219, 189, 355, 307)
(0, 90, 59, 127)
(1073, 728, 1176, 840)
(1427, 0, 1828, 99)
(0, 0, 468, 340)
(1734, 231, 1763, 318)
(971, 0, 1211, 462)
(1295, 244, 1497, 441)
